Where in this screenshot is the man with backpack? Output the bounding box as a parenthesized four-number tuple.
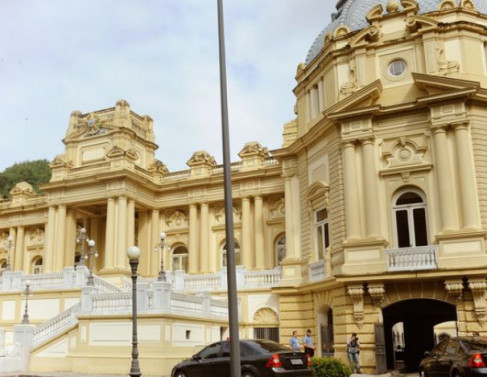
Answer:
(347, 332, 361, 373)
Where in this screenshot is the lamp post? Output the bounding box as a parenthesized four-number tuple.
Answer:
(76, 228, 87, 267)
(22, 280, 31, 324)
(5, 236, 13, 272)
(86, 239, 98, 286)
(155, 232, 167, 282)
(127, 246, 142, 377)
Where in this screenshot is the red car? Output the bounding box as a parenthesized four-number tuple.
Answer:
(171, 339, 312, 377)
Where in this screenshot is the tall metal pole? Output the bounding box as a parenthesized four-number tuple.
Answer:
(127, 246, 142, 377)
(217, 1, 241, 376)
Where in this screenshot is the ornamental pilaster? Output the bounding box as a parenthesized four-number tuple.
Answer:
(347, 284, 365, 328)
(342, 141, 361, 239)
(468, 279, 487, 323)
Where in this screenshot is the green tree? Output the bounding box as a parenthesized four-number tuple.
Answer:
(0, 159, 51, 198)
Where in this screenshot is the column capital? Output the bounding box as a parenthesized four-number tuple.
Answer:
(450, 121, 470, 131)
(430, 125, 448, 134)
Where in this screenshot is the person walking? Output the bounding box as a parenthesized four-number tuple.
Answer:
(347, 332, 361, 373)
(302, 329, 315, 357)
(289, 330, 301, 352)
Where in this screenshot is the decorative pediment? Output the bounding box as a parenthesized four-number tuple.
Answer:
(238, 142, 269, 159)
(307, 182, 330, 210)
(413, 73, 479, 95)
(460, 0, 476, 10)
(349, 26, 381, 48)
(326, 79, 383, 120)
(166, 211, 189, 230)
(50, 154, 73, 169)
(438, 0, 456, 11)
(333, 24, 351, 38)
(405, 15, 438, 33)
(105, 145, 137, 160)
(253, 307, 279, 324)
(366, 4, 384, 23)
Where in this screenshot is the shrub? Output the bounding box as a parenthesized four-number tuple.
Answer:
(310, 356, 352, 377)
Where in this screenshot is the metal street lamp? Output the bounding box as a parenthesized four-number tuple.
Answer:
(86, 239, 98, 286)
(155, 232, 167, 282)
(76, 228, 88, 267)
(5, 236, 13, 272)
(22, 280, 31, 324)
(127, 245, 142, 377)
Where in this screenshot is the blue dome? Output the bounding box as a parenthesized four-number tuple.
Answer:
(305, 0, 487, 64)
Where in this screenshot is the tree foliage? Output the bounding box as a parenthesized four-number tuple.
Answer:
(0, 160, 52, 198)
(310, 357, 352, 377)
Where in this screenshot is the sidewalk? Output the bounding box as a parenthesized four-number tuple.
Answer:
(0, 373, 164, 377)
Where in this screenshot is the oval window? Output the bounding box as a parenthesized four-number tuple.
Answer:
(388, 60, 407, 77)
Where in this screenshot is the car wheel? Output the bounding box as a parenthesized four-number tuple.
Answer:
(174, 371, 187, 377)
(419, 368, 428, 377)
(451, 371, 460, 377)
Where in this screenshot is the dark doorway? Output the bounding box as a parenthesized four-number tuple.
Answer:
(382, 299, 457, 372)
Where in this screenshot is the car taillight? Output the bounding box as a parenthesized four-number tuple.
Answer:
(469, 353, 486, 367)
(307, 353, 311, 366)
(266, 353, 283, 368)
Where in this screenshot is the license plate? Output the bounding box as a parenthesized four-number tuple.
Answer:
(291, 358, 303, 365)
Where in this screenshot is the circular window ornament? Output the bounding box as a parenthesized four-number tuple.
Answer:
(388, 60, 407, 77)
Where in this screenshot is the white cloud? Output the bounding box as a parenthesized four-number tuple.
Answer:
(0, 0, 336, 171)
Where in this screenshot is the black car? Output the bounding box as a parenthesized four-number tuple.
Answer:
(419, 337, 487, 377)
(171, 339, 312, 377)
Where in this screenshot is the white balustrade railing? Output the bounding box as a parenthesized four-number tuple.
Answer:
(244, 268, 281, 288)
(22, 272, 64, 290)
(183, 273, 221, 291)
(32, 303, 80, 347)
(91, 292, 132, 313)
(92, 275, 124, 293)
(210, 299, 228, 317)
(309, 259, 326, 282)
(386, 245, 439, 271)
(171, 292, 204, 313)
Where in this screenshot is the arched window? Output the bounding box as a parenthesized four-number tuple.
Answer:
(32, 257, 43, 274)
(171, 246, 188, 272)
(221, 241, 241, 267)
(315, 208, 329, 260)
(393, 190, 428, 248)
(275, 235, 286, 265)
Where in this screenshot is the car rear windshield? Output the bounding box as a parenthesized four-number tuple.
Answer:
(250, 340, 290, 353)
(463, 339, 487, 351)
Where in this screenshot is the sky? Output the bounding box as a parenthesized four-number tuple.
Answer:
(0, 0, 336, 172)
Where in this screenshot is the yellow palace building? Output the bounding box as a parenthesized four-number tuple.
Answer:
(1, 0, 487, 374)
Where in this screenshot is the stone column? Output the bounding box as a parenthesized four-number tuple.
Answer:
(199, 203, 210, 273)
(104, 198, 115, 269)
(55, 205, 67, 271)
(151, 209, 160, 276)
(343, 142, 361, 239)
(127, 199, 135, 250)
(188, 204, 199, 274)
(116, 196, 127, 269)
(432, 127, 457, 231)
(14, 226, 24, 271)
(64, 210, 77, 268)
(241, 197, 253, 269)
(310, 86, 319, 119)
(453, 123, 480, 229)
(318, 79, 325, 113)
(284, 175, 301, 260)
(361, 139, 381, 237)
(44, 206, 56, 273)
(254, 196, 265, 269)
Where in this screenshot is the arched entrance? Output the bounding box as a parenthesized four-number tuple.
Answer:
(382, 299, 457, 372)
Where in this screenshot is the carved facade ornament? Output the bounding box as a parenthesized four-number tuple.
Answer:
(50, 155, 73, 169)
(347, 285, 365, 328)
(468, 279, 487, 323)
(84, 112, 106, 137)
(253, 307, 279, 324)
(382, 137, 428, 169)
(28, 228, 45, 246)
(214, 206, 241, 225)
(460, 0, 476, 10)
(186, 151, 217, 168)
(269, 198, 285, 219)
(386, 0, 400, 13)
(238, 141, 269, 160)
(0, 233, 9, 249)
(445, 279, 464, 303)
(106, 145, 125, 158)
(438, 0, 456, 11)
(333, 25, 351, 38)
(405, 15, 438, 33)
(368, 284, 386, 307)
(436, 44, 460, 74)
(166, 211, 189, 230)
(149, 160, 169, 176)
(296, 63, 307, 78)
(307, 181, 330, 210)
(9, 182, 36, 197)
(340, 60, 358, 97)
(401, 0, 419, 13)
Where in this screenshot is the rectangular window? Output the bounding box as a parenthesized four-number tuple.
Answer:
(315, 209, 330, 260)
(254, 328, 279, 343)
(396, 210, 410, 247)
(413, 208, 427, 246)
